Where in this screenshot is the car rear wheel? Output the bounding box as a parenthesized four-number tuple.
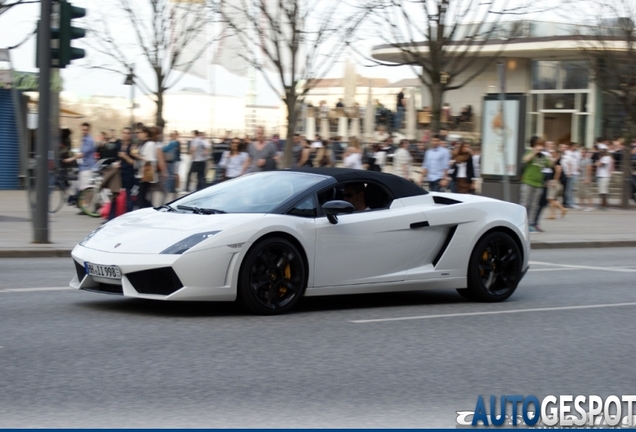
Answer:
(238, 237, 307, 315)
(458, 231, 522, 302)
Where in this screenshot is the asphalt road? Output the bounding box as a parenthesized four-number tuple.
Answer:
(0, 248, 635, 427)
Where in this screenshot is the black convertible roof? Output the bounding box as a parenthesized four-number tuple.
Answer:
(286, 167, 427, 199)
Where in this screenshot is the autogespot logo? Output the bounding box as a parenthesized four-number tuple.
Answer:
(456, 395, 636, 427)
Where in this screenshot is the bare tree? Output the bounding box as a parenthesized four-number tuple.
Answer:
(357, 0, 542, 133)
(87, 0, 218, 127)
(0, 0, 39, 16)
(216, 0, 366, 167)
(1, 0, 39, 49)
(576, 0, 636, 208)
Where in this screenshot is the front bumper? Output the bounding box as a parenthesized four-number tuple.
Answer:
(70, 245, 239, 301)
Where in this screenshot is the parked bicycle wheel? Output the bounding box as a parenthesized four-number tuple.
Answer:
(78, 186, 104, 217)
(28, 179, 68, 214)
(49, 183, 67, 213)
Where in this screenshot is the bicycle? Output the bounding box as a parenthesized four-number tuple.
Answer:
(28, 167, 78, 214)
(77, 159, 113, 217)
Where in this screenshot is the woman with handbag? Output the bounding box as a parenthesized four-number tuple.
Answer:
(450, 142, 476, 194)
(136, 126, 166, 208)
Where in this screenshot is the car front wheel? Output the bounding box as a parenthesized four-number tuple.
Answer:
(238, 237, 307, 315)
(458, 231, 522, 302)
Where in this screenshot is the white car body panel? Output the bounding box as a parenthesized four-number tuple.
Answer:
(71, 176, 529, 304)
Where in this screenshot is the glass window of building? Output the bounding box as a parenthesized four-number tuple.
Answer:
(561, 61, 588, 89)
(532, 61, 559, 90)
(532, 60, 589, 90)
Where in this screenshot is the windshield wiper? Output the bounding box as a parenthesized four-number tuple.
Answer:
(154, 204, 177, 212)
(177, 205, 226, 215)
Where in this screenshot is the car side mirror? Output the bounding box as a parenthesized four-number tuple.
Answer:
(322, 200, 355, 225)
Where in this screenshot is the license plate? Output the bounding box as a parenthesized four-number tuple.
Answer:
(85, 262, 122, 280)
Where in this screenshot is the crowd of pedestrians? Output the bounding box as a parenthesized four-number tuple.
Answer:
(57, 119, 634, 225)
(520, 136, 635, 232)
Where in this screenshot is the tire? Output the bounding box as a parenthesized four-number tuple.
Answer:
(457, 231, 522, 302)
(78, 187, 103, 218)
(49, 184, 66, 214)
(29, 182, 66, 214)
(238, 237, 307, 315)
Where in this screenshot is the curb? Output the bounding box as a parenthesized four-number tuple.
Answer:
(0, 250, 73, 258)
(530, 240, 636, 250)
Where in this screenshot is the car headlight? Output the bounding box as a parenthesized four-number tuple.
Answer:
(79, 226, 105, 246)
(160, 231, 221, 254)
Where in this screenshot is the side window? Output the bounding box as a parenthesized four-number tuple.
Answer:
(317, 182, 394, 211)
(287, 194, 317, 218)
(317, 187, 340, 206)
(364, 182, 393, 209)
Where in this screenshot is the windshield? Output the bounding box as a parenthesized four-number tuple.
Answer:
(171, 171, 327, 214)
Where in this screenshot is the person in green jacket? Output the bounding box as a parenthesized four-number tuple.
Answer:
(520, 136, 552, 232)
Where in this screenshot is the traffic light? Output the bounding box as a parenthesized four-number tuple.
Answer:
(35, 0, 86, 69)
(59, 0, 86, 67)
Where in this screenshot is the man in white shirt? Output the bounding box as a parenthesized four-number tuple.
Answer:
(595, 144, 613, 210)
(562, 142, 581, 209)
(393, 139, 413, 180)
(186, 130, 209, 191)
(422, 134, 451, 191)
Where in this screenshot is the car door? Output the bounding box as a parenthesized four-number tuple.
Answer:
(312, 203, 431, 288)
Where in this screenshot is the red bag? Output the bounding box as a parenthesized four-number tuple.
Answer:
(100, 190, 127, 219)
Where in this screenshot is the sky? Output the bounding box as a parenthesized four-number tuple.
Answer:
(0, 0, 572, 105)
(0, 0, 420, 106)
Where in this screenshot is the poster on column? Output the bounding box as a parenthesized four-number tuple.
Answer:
(480, 94, 525, 179)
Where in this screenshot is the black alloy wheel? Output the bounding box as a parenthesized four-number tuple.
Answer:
(238, 237, 307, 315)
(458, 231, 522, 302)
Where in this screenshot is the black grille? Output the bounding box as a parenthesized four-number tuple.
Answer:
(82, 283, 123, 295)
(127, 267, 183, 296)
(74, 260, 86, 281)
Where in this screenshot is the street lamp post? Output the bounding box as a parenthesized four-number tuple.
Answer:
(34, 0, 52, 243)
(124, 68, 135, 129)
(498, 60, 510, 202)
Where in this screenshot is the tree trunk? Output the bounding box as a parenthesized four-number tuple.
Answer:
(429, 81, 444, 134)
(284, 91, 298, 169)
(155, 90, 165, 128)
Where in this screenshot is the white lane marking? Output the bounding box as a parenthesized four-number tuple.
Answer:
(0, 287, 73, 293)
(528, 267, 578, 272)
(350, 302, 636, 324)
(529, 261, 636, 273)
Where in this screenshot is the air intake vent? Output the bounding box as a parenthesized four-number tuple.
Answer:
(127, 267, 184, 296)
(433, 196, 462, 205)
(433, 225, 458, 267)
(74, 260, 86, 281)
(82, 283, 123, 295)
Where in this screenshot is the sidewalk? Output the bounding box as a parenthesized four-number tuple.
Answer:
(1, 189, 635, 258)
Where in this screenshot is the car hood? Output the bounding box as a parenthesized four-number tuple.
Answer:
(81, 209, 265, 254)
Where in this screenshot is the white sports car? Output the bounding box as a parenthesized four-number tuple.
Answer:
(70, 168, 530, 315)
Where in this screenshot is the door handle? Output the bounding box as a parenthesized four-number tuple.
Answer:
(410, 221, 430, 229)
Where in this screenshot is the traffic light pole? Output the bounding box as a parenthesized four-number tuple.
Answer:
(34, 0, 51, 243)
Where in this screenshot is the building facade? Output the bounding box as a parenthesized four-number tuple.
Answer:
(371, 20, 627, 147)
